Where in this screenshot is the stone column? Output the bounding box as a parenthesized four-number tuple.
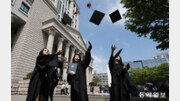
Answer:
(63, 42, 71, 81)
(57, 37, 65, 78)
(64, 42, 71, 62)
(70, 46, 76, 62)
(46, 29, 56, 54)
(57, 37, 65, 51)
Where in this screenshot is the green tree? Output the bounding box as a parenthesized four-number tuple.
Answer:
(23, 71, 33, 80)
(120, 0, 169, 50)
(155, 63, 169, 83)
(89, 81, 96, 87)
(89, 77, 101, 86)
(129, 63, 169, 85)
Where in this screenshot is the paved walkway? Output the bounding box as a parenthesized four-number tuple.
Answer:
(11, 95, 169, 101)
(11, 95, 110, 101)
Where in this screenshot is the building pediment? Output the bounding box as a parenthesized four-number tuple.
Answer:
(64, 25, 87, 50)
(42, 18, 87, 53)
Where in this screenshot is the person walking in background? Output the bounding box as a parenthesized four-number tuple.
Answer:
(99, 85, 102, 93)
(61, 83, 66, 95)
(65, 83, 69, 95)
(92, 86, 94, 94)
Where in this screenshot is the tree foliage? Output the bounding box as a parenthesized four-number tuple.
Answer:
(89, 77, 101, 86)
(120, 0, 169, 50)
(23, 71, 33, 80)
(129, 63, 169, 85)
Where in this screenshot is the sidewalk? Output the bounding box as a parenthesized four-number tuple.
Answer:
(11, 94, 168, 101)
(11, 95, 110, 101)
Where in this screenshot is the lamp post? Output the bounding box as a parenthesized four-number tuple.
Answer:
(133, 60, 144, 68)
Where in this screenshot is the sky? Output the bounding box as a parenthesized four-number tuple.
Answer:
(75, 0, 169, 73)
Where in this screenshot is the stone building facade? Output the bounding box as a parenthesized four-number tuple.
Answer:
(93, 73, 108, 86)
(153, 53, 169, 60)
(11, 0, 93, 89)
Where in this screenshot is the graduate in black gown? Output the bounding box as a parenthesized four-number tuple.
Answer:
(49, 60, 64, 101)
(26, 49, 63, 101)
(67, 41, 92, 101)
(108, 45, 133, 101)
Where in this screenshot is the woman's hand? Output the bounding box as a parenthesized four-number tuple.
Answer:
(111, 45, 116, 52)
(123, 65, 127, 70)
(56, 50, 64, 55)
(88, 41, 92, 51)
(70, 71, 75, 75)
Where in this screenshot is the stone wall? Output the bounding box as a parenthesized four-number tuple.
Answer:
(11, 0, 58, 83)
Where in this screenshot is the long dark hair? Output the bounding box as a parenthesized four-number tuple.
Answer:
(115, 56, 124, 66)
(38, 48, 48, 56)
(72, 54, 81, 63)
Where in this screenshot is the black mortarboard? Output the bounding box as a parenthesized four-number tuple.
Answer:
(109, 9, 122, 23)
(89, 10, 105, 25)
(62, 13, 72, 26)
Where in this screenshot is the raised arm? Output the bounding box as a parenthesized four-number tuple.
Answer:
(36, 50, 64, 69)
(83, 41, 92, 68)
(48, 50, 64, 67)
(108, 45, 116, 68)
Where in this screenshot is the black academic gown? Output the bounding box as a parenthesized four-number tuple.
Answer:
(49, 60, 63, 101)
(26, 54, 58, 101)
(67, 50, 91, 101)
(108, 56, 133, 101)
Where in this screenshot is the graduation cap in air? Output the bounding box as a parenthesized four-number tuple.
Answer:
(89, 10, 105, 25)
(87, 2, 92, 8)
(109, 9, 122, 23)
(62, 13, 72, 26)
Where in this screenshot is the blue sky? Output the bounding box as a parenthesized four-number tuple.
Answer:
(75, 0, 169, 73)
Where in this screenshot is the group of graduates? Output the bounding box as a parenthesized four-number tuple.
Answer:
(26, 41, 133, 101)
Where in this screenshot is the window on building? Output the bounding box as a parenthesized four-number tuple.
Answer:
(68, 1, 70, 10)
(58, 1, 62, 13)
(20, 2, 30, 14)
(58, 15, 60, 20)
(66, 0, 68, 6)
(71, 21, 74, 26)
(62, 5, 64, 16)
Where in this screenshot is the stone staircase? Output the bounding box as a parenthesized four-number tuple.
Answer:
(11, 80, 69, 95)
